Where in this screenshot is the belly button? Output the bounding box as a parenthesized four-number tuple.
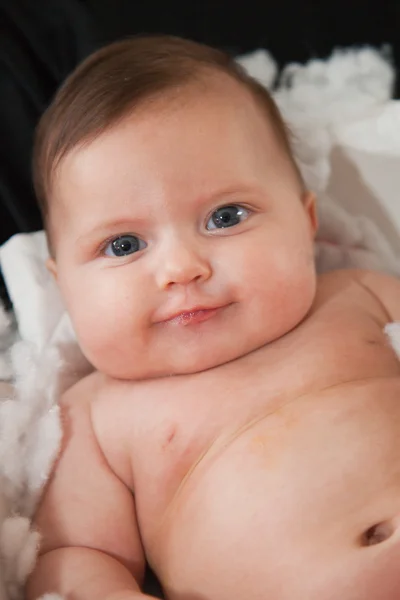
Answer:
(361, 521, 395, 547)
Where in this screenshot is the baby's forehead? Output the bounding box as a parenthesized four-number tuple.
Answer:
(50, 75, 297, 221)
(53, 69, 285, 178)
(59, 76, 275, 163)
(149, 73, 299, 184)
(154, 73, 283, 138)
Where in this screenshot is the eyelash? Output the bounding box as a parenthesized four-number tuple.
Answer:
(98, 203, 252, 257)
(206, 204, 251, 231)
(97, 234, 130, 257)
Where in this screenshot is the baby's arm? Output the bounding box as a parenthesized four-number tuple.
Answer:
(354, 269, 400, 322)
(26, 381, 155, 600)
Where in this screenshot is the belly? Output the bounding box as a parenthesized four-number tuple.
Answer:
(153, 378, 400, 600)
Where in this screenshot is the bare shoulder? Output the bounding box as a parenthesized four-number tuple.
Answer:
(316, 268, 400, 321)
(347, 268, 400, 321)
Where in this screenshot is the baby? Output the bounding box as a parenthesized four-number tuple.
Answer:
(27, 36, 400, 600)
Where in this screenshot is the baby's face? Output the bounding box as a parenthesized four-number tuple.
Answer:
(49, 79, 317, 379)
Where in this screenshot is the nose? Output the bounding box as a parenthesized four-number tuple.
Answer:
(154, 236, 212, 289)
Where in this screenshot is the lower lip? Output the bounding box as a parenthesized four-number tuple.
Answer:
(167, 308, 220, 326)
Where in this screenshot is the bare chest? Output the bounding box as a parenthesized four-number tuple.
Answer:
(124, 296, 397, 524)
(93, 283, 400, 596)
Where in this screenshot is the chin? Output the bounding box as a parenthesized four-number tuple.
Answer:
(162, 344, 252, 377)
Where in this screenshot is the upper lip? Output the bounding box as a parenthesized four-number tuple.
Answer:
(157, 304, 226, 323)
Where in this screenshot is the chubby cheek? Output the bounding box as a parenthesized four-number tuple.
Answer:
(234, 231, 316, 337)
(58, 269, 145, 370)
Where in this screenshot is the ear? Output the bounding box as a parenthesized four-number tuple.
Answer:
(302, 191, 318, 237)
(46, 258, 58, 281)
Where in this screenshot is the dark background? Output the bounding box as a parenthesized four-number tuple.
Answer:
(87, 0, 400, 76)
(0, 0, 399, 301)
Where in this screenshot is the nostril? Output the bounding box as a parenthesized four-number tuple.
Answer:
(361, 522, 395, 547)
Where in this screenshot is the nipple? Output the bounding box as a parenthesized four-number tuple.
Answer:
(361, 522, 395, 547)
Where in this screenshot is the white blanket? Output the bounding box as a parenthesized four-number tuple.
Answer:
(1, 46, 400, 599)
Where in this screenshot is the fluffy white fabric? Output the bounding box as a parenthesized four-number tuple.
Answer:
(0, 46, 400, 599)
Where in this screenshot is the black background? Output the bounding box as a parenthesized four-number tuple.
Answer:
(87, 0, 400, 77)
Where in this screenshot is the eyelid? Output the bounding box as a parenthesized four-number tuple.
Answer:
(205, 202, 253, 219)
(205, 203, 252, 231)
(97, 232, 143, 257)
(96, 233, 121, 257)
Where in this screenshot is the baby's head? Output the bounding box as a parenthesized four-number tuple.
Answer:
(33, 35, 318, 380)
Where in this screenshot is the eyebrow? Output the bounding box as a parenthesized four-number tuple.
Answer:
(76, 182, 266, 242)
(204, 183, 265, 199)
(189, 182, 267, 210)
(75, 218, 146, 245)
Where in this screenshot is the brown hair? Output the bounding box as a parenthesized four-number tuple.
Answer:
(33, 34, 301, 233)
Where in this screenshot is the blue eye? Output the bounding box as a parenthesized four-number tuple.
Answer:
(206, 205, 250, 230)
(104, 235, 146, 257)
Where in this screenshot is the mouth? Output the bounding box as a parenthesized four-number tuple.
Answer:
(160, 305, 227, 327)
